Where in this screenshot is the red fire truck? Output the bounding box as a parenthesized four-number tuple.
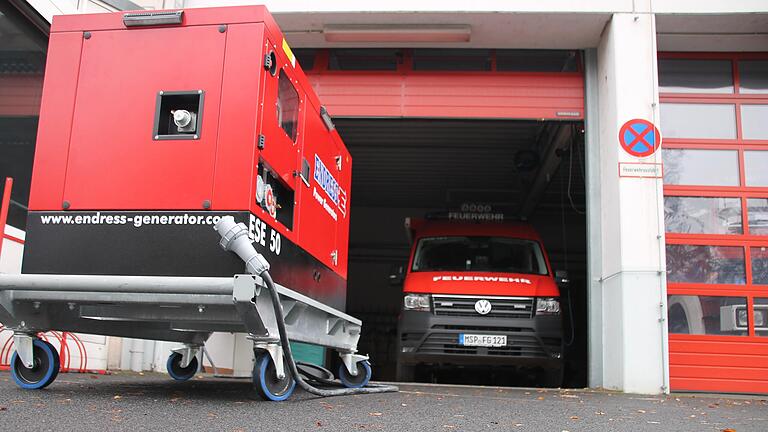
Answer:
(397, 213, 564, 386)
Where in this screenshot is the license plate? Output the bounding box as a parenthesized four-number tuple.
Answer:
(459, 334, 507, 347)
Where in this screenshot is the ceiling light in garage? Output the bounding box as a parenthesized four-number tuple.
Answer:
(323, 24, 471, 43)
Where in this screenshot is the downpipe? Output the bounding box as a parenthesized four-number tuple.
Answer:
(214, 216, 398, 397)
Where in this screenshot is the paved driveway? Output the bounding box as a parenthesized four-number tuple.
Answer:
(0, 371, 765, 431)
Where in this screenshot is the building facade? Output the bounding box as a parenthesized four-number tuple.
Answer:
(0, 0, 767, 394)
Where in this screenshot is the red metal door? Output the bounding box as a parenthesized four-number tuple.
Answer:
(62, 25, 226, 210)
(296, 105, 341, 271)
(301, 49, 584, 120)
(661, 52, 768, 394)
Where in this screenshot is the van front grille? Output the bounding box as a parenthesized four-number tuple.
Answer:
(432, 295, 534, 319)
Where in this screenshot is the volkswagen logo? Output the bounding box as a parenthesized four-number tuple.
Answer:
(474, 299, 492, 315)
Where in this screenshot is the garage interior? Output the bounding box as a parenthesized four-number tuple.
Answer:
(337, 117, 588, 388)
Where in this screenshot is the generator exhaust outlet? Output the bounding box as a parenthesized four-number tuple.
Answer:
(214, 216, 398, 397)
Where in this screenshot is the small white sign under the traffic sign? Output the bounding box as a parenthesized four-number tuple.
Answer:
(619, 162, 662, 178)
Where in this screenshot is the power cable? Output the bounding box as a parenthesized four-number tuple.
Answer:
(260, 271, 400, 397)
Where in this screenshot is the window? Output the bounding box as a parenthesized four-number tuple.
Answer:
(662, 149, 739, 186)
(666, 244, 745, 284)
(293, 48, 316, 71)
(744, 151, 768, 187)
(411, 236, 547, 275)
(664, 196, 742, 235)
(496, 50, 578, 72)
(751, 247, 768, 285)
(668, 295, 749, 336)
(277, 70, 299, 141)
(741, 105, 768, 140)
(747, 199, 768, 235)
(756, 298, 768, 336)
(412, 49, 491, 71)
(658, 59, 733, 94)
(328, 49, 400, 71)
(738, 60, 768, 94)
(659, 103, 736, 139)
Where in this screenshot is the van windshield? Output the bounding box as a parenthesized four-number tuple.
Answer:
(411, 236, 548, 275)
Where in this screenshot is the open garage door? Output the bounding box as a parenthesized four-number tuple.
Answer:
(335, 118, 588, 387)
(293, 48, 588, 387)
(300, 49, 584, 121)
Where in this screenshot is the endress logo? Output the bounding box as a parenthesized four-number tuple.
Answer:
(313, 154, 340, 205)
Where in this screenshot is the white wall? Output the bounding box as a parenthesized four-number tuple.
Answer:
(0, 226, 24, 274)
(594, 11, 668, 394)
(115, 334, 253, 375)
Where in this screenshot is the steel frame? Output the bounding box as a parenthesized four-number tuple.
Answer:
(0, 273, 363, 371)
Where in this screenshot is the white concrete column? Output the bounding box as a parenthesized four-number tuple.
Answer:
(594, 11, 669, 394)
(129, 338, 144, 372)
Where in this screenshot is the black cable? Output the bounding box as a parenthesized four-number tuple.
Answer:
(260, 271, 399, 397)
(559, 158, 576, 348)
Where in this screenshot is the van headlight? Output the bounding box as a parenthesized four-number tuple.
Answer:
(536, 297, 560, 315)
(404, 293, 431, 312)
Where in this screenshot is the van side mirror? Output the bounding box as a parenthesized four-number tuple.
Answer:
(389, 264, 406, 286)
(555, 270, 570, 286)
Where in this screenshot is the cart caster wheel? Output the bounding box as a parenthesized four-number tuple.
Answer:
(253, 352, 295, 401)
(10, 339, 60, 390)
(338, 360, 372, 389)
(166, 352, 199, 381)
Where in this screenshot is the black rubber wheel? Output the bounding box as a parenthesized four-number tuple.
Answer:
(10, 339, 60, 389)
(40, 340, 61, 386)
(338, 360, 372, 389)
(253, 352, 295, 401)
(167, 352, 199, 381)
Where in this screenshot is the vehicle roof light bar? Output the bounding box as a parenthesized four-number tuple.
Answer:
(123, 10, 183, 27)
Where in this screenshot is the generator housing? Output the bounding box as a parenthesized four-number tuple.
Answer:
(24, 6, 352, 310)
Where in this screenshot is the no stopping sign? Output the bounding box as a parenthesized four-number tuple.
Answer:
(619, 119, 661, 158)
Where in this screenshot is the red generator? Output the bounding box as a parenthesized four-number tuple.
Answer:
(0, 6, 373, 401)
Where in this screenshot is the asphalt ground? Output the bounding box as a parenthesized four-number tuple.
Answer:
(0, 371, 765, 431)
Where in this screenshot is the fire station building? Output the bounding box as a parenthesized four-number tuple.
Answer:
(1, 0, 767, 395)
